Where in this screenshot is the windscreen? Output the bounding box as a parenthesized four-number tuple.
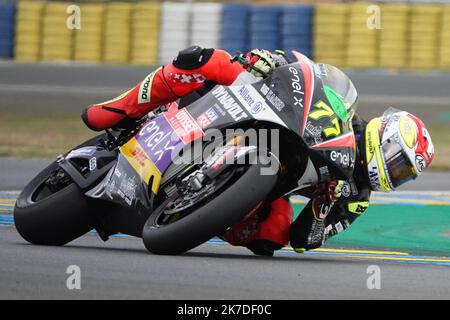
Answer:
(317, 64, 358, 122)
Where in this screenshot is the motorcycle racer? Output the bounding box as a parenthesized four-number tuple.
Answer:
(82, 46, 435, 256)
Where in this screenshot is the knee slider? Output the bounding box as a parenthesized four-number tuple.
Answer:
(172, 45, 214, 70)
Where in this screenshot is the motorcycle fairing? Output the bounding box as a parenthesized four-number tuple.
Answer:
(293, 51, 315, 136)
(85, 154, 152, 210)
(87, 107, 205, 209)
(59, 146, 117, 190)
(293, 52, 357, 179)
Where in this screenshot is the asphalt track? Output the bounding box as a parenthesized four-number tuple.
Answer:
(1, 225, 450, 300)
(1, 62, 450, 300)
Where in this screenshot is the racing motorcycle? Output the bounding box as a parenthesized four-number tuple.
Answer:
(13, 51, 359, 255)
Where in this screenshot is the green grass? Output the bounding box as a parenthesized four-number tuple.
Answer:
(291, 203, 450, 256)
(0, 113, 448, 171)
(0, 113, 96, 158)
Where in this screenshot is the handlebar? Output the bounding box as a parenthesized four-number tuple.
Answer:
(230, 52, 269, 79)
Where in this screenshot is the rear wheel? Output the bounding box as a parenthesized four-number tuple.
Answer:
(14, 135, 105, 246)
(142, 158, 277, 255)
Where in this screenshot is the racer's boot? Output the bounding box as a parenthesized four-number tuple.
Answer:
(223, 198, 293, 256)
(246, 240, 283, 257)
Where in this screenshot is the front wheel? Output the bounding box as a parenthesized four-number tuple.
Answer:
(142, 160, 278, 255)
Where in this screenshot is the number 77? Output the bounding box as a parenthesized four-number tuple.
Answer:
(309, 100, 341, 138)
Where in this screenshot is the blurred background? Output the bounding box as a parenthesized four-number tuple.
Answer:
(2, 0, 449, 69)
(0, 0, 449, 174)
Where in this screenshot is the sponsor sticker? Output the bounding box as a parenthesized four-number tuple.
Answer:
(330, 150, 352, 167)
(369, 167, 380, 188)
(165, 108, 204, 144)
(365, 124, 377, 163)
(415, 154, 425, 172)
(211, 86, 248, 122)
(228, 85, 287, 128)
(89, 157, 97, 171)
(120, 138, 163, 193)
(340, 181, 351, 198)
(251, 102, 263, 114)
(312, 199, 334, 221)
(131, 145, 150, 167)
(335, 221, 344, 233)
(114, 167, 122, 178)
(305, 121, 323, 144)
(196, 107, 219, 129)
(313, 63, 328, 79)
(308, 219, 325, 246)
(260, 83, 286, 112)
(117, 175, 137, 206)
(288, 66, 305, 109)
(205, 107, 219, 121)
(138, 67, 161, 104)
(136, 117, 181, 173)
(348, 201, 370, 214)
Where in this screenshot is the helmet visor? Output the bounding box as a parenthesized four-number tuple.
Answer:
(381, 136, 417, 188)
